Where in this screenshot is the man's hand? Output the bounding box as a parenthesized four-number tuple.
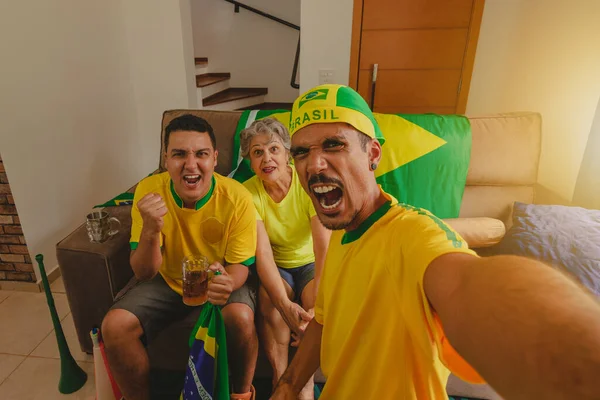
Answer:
(207, 263, 234, 305)
(270, 382, 296, 400)
(137, 193, 167, 234)
(277, 302, 313, 347)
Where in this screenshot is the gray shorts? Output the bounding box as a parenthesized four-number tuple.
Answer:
(110, 269, 257, 344)
(277, 262, 315, 303)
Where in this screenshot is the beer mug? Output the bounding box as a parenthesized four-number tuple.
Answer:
(182, 254, 213, 306)
(86, 211, 121, 243)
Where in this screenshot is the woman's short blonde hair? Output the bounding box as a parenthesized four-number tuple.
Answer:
(240, 117, 291, 158)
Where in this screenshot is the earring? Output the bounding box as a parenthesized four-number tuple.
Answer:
(370, 163, 377, 171)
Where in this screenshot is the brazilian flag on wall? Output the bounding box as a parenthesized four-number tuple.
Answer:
(230, 110, 471, 219)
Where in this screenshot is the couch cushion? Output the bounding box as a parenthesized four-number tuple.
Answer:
(160, 110, 243, 176)
(460, 112, 541, 227)
(459, 185, 535, 227)
(445, 217, 505, 248)
(467, 112, 541, 186)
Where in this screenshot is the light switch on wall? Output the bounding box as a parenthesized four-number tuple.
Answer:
(318, 69, 335, 85)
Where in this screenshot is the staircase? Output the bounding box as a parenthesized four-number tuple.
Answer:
(195, 57, 271, 111)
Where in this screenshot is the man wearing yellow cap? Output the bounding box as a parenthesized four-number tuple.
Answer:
(271, 84, 600, 399)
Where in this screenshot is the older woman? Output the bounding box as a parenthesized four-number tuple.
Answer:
(240, 118, 330, 399)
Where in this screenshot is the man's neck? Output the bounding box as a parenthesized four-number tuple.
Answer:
(345, 184, 388, 232)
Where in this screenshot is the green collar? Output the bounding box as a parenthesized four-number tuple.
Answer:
(341, 201, 393, 245)
(170, 175, 216, 210)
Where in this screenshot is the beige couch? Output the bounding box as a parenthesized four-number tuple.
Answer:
(56, 110, 542, 399)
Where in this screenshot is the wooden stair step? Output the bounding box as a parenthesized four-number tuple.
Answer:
(194, 57, 208, 66)
(196, 73, 231, 88)
(203, 87, 268, 107)
(237, 102, 293, 111)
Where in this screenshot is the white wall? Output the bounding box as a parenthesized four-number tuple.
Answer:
(467, 0, 600, 205)
(573, 97, 600, 209)
(0, 0, 195, 280)
(191, 0, 300, 102)
(122, 0, 198, 170)
(299, 0, 354, 93)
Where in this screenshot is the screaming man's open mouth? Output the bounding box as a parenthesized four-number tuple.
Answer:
(312, 184, 343, 210)
(183, 175, 200, 187)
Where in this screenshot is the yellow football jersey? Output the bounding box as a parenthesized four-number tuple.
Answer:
(315, 190, 483, 399)
(130, 172, 256, 295)
(243, 165, 316, 268)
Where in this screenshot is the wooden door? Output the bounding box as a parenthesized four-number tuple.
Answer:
(349, 0, 485, 114)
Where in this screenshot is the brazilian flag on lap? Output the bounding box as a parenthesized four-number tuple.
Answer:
(181, 303, 229, 400)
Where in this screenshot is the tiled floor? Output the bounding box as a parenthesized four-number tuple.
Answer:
(0, 277, 97, 399)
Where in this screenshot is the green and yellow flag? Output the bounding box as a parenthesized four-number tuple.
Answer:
(93, 192, 134, 208)
(373, 113, 471, 218)
(181, 303, 229, 400)
(230, 85, 471, 218)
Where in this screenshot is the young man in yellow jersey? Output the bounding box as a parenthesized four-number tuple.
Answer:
(271, 84, 600, 400)
(102, 115, 258, 400)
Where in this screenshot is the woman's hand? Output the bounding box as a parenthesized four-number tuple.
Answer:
(278, 300, 313, 339)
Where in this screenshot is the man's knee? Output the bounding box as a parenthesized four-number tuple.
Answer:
(222, 303, 255, 338)
(300, 279, 316, 310)
(101, 308, 143, 344)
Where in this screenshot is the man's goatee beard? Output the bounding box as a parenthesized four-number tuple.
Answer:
(318, 211, 358, 231)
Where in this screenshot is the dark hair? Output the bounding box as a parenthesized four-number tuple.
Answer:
(164, 114, 217, 150)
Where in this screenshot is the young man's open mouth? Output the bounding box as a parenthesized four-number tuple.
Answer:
(311, 184, 344, 214)
(182, 174, 201, 189)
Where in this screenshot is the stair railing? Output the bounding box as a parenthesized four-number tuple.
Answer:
(220, 0, 300, 89)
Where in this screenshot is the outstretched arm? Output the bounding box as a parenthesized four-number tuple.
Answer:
(425, 253, 600, 400)
(270, 319, 323, 399)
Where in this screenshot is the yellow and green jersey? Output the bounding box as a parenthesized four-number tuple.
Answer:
(243, 165, 316, 269)
(315, 189, 483, 400)
(130, 172, 256, 295)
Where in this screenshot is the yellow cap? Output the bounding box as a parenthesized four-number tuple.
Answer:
(289, 84, 385, 144)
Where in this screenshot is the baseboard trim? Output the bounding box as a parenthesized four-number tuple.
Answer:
(0, 264, 61, 293)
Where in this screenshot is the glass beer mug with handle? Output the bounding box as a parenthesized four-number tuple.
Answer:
(86, 211, 121, 243)
(182, 254, 213, 306)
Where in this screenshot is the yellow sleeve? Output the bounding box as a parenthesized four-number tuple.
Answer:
(395, 211, 483, 383)
(225, 192, 257, 267)
(314, 271, 325, 324)
(314, 230, 337, 324)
